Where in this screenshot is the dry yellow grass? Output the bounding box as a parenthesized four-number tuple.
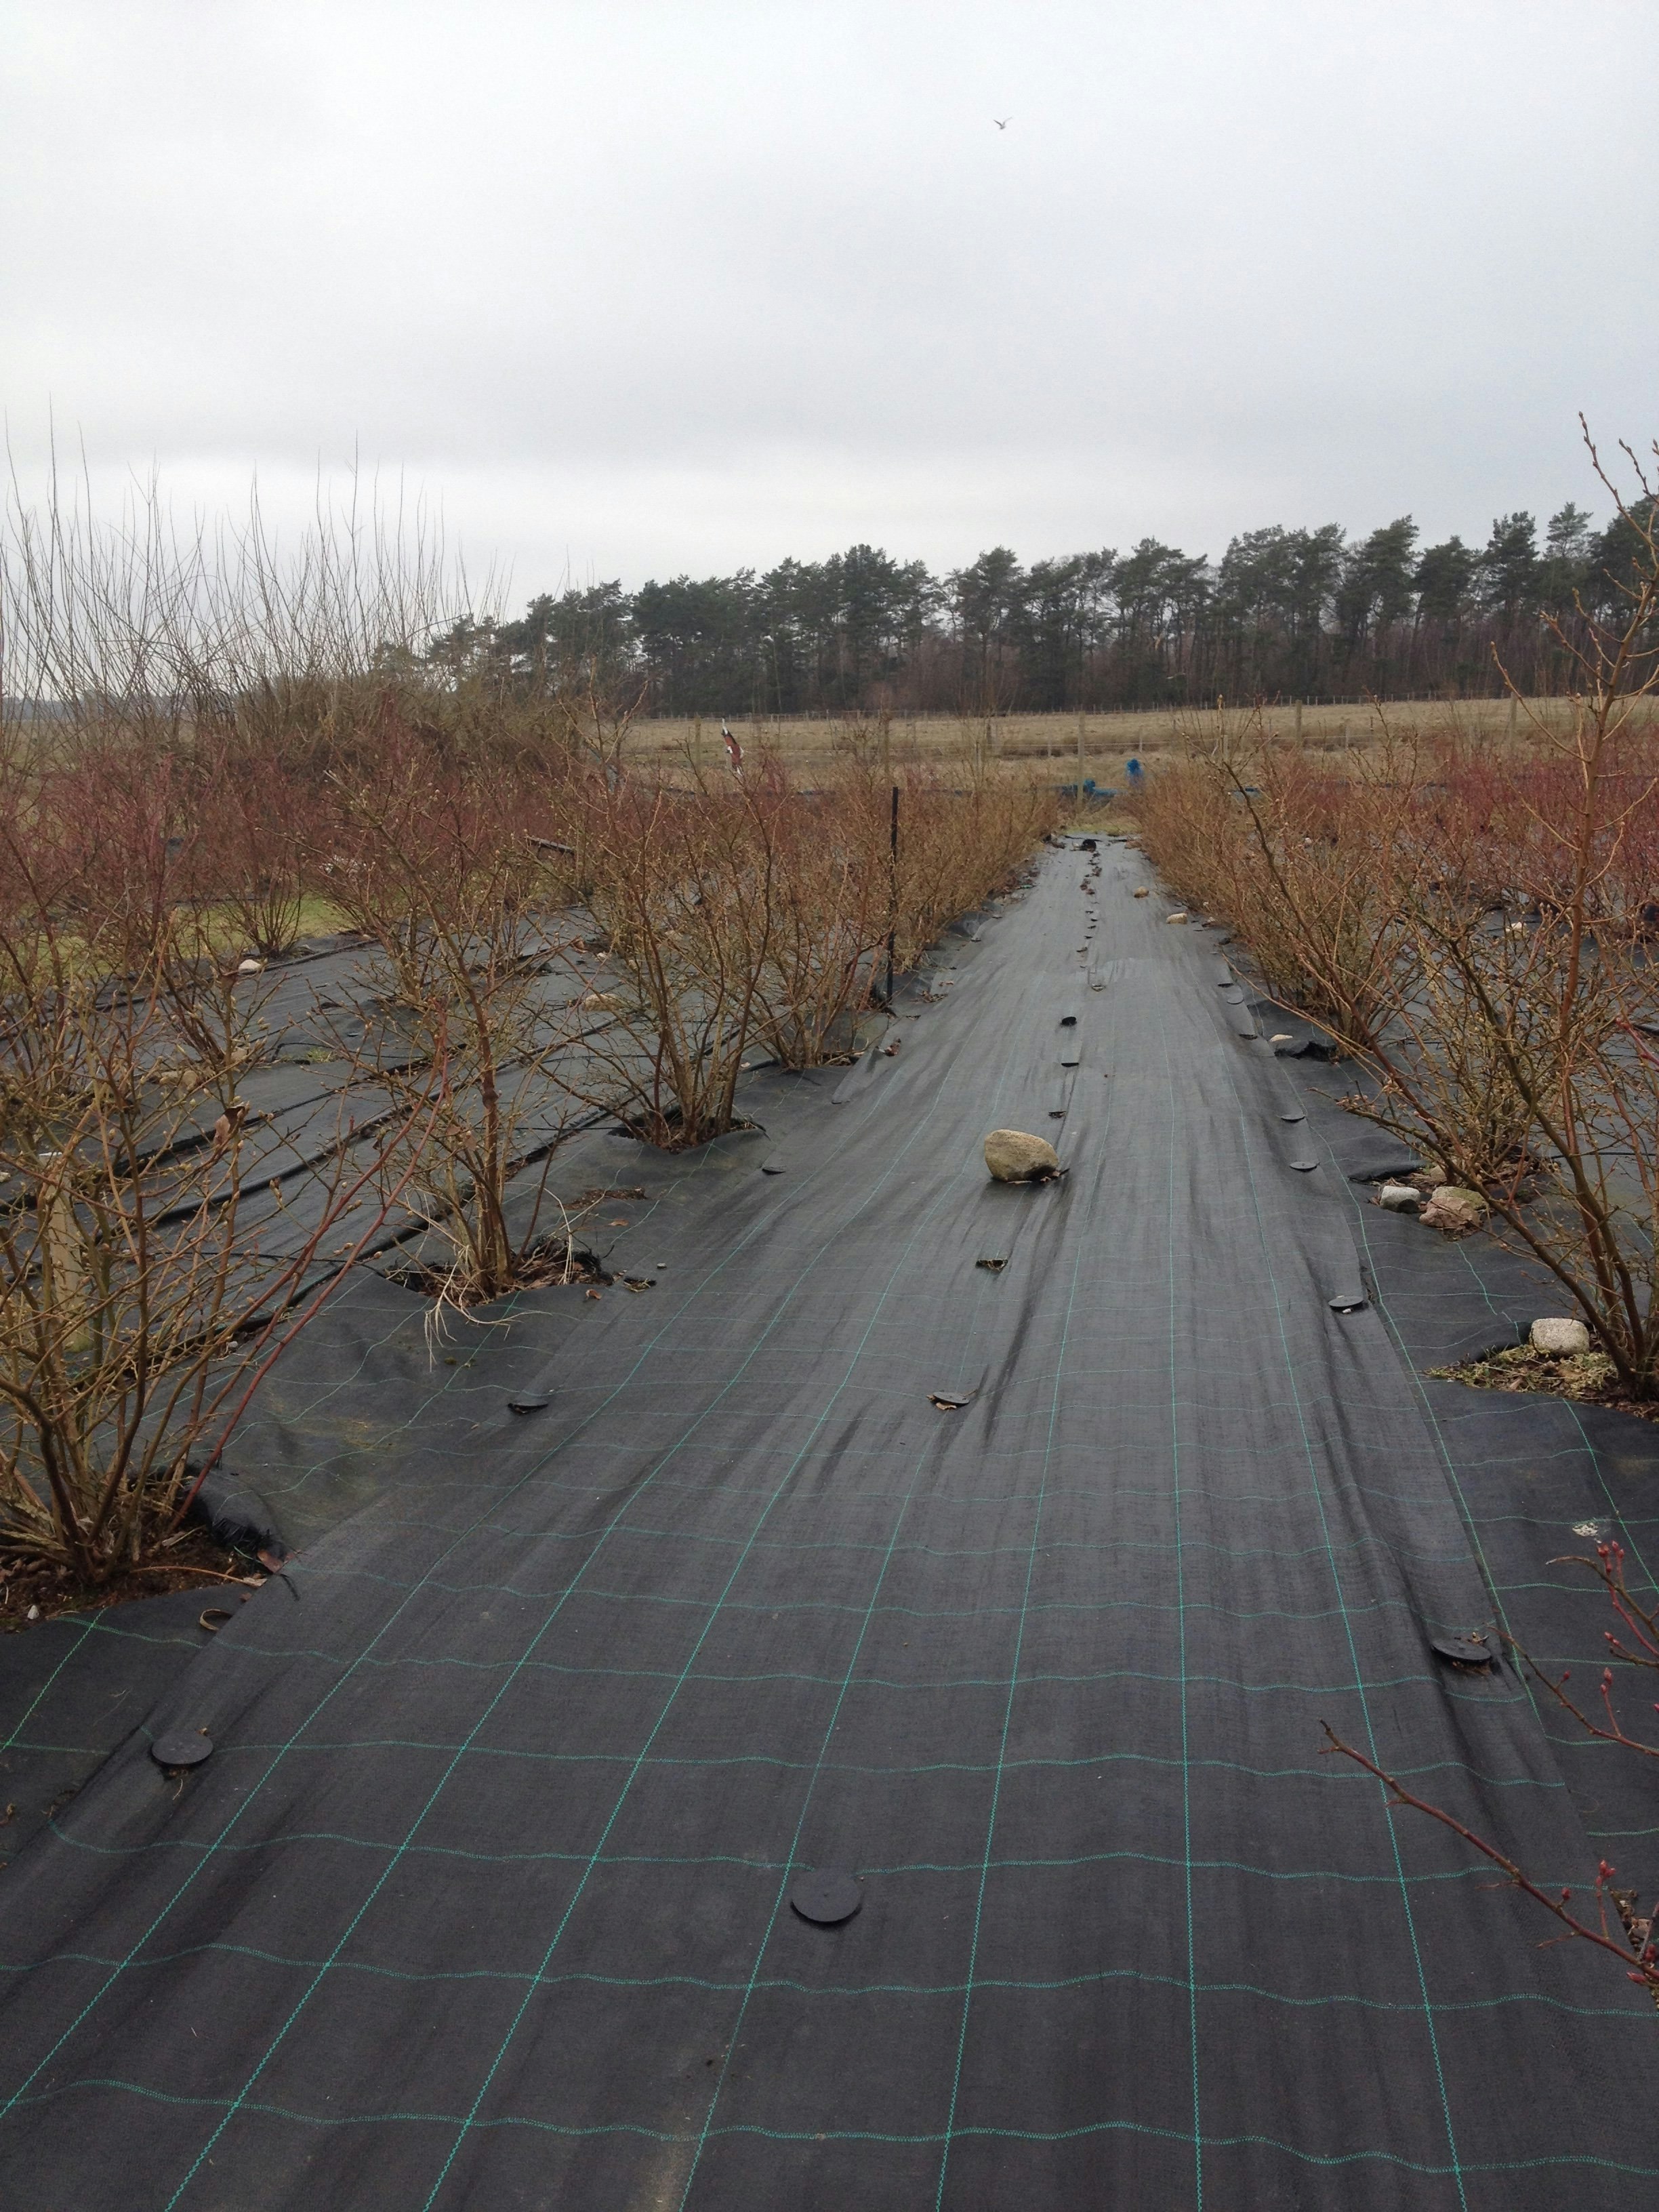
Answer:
(623, 697, 1586, 783)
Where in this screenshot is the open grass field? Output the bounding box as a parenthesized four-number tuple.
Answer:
(622, 695, 1596, 781)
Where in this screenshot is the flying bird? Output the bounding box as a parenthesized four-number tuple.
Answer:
(994, 117, 1011, 129)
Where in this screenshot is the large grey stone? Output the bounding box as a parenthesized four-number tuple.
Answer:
(983, 1130, 1060, 1183)
(1530, 1317, 1591, 1355)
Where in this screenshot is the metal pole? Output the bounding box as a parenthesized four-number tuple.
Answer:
(886, 782, 899, 1006)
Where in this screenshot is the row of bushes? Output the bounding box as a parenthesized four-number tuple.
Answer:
(1128, 445, 1659, 1396)
(0, 696, 1055, 1589)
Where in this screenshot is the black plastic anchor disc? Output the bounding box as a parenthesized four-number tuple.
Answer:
(790, 1870, 863, 1925)
(1431, 1634, 1498, 1671)
(152, 1732, 213, 1769)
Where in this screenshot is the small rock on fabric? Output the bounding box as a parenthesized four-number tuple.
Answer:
(1420, 1185, 1486, 1234)
(1441, 1184, 1488, 1214)
(1530, 1317, 1591, 1355)
(983, 1130, 1061, 1183)
(1376, 1183, 1421, 1212)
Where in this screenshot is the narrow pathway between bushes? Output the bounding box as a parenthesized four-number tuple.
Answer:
(0, 844, 1651, 2210)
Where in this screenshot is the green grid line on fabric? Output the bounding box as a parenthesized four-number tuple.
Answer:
(3, 1651, 1551, 1700)
(272, 1568, 1463, 1625)
(7, 2078, 1659, 2178)
(4, 1941, 1645, 2019)
(75, 1738, 1548, 1788)
(23, 1837, 1590, 1889)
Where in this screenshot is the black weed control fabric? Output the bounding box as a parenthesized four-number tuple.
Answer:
(1282, 1063, 1659, 1912)
(0, 848, 1654, 2209)
(0, 1597, 220, 1867)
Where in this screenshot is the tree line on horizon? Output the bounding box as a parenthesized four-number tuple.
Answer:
(430, 497, 1655, 718)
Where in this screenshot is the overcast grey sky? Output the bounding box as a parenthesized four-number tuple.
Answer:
(4, 1, 1656, 596)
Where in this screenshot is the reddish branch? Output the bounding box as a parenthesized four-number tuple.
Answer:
(1324, 1539, 1659, 2001)
(1320, 1723, 1658, 1993)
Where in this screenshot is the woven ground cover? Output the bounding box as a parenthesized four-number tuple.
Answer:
(0, 844, 1651, 2207)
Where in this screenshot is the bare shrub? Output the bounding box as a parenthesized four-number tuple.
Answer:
(323, 702, 583, 1307)
(747, 765, 892, 1065)
(0, 768, 428, 1585)
(189, 728, 330, 959)
(575, 769, 778, 1145)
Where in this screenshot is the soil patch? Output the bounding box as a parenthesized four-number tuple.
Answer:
(607, 1111, 760, 1147)
(385, 1235, 612, 1305)
(1429, 1340, 1659, 1422)
(0, 1524, 251, 1631)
